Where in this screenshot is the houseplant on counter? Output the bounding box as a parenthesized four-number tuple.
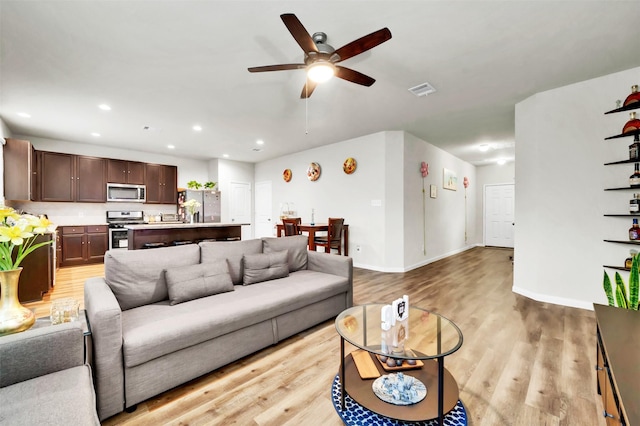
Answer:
(603, 254, 639, 310)
(181, 199, 201, 224)
(0, 206, 56, 336)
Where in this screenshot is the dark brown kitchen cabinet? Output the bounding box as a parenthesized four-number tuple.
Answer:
(145, 163, 177, 204)
(3, 138, 36, 201)
(107, 159, 145, 184)
(17, 233, 54, 302)
(39, 152, 106, 202)
(60, 225, 108, 266)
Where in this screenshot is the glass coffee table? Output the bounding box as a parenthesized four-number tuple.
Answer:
(335, 304, 463, 426)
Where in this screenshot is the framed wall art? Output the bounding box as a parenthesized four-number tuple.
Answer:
(443, 168, 457, 191)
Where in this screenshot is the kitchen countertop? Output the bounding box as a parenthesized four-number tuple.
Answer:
(124, 222, 249, 230)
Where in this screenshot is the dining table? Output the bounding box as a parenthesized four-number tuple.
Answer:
(276, 222, 349, 256)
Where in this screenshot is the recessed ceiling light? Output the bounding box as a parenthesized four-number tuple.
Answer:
(478, 144, 490, 152)
(167, 145, 175, 149)
(16, 112, 31, 118)
(223, 154, 229, 158)
(91, 132, 101, 137)
(193, 125, 202, 131)
(98, 104, 111, 111)
(256, 140, 264, 145)
(497, 158, 506, 165)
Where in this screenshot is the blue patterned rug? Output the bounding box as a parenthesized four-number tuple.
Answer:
(331, 374, 468, 426)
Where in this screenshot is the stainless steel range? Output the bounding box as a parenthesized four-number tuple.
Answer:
(106, 211, 144, 250)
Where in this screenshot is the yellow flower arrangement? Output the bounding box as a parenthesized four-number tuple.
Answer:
(0, 207, 57, 271)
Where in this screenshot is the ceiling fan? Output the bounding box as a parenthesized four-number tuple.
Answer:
(248, 13, 392, 99)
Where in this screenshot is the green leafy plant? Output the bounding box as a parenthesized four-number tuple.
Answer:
(204, 181, 216, 189)
(187, 180, 202, 190)
(603, 253, 640, 310)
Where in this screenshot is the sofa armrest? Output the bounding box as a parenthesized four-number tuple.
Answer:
(307, 251, 353, 307)
(0, 322, 84, 387)
(84, 276, 124, 420)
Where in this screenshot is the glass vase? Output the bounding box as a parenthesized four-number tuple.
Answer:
(0, 268, 35, 336)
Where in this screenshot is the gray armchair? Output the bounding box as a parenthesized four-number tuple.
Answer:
(0, 322, 99, 425)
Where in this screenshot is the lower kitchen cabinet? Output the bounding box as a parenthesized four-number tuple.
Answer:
(17, 233, 54, 302)
(60, 225, 108, 266)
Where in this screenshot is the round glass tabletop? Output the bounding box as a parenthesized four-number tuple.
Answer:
(335, 304, 463, 359)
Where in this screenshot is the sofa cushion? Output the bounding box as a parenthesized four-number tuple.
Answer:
(105, 245, 201, 310)
(120, 269, 350, 368)
(262, 235, 308, 272)
(0, 365, 100, 425)
(165, 261, 234, 305)
(243, 250, 289, 285)
(199, 239, 263, 285)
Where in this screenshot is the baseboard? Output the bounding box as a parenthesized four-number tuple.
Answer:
(353, 244, 480, 273)
(512, 285, 594, 311)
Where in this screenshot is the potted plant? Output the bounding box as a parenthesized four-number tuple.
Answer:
(204, 181, 216, 189)
(187, 180, 202, 190)
(603, 253, 640, 310)
(0, 207, 57, 335)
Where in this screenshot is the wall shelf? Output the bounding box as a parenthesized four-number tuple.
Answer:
(603, 265, 630, 271)
(604, 103, 640, 115)
(604, 159, 639, 166)
(604, 186, 640, 191)
(604, 214, 640, 217)
(605, 129, 640, 140)
(603, 239, 640, 245)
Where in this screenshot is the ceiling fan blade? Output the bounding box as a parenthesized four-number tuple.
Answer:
(281, 13, 318, 54)
(248, 64, 306, 73)
(334, 28, 392, 62)
(335, 66, 376, 86)
(300, 80, 318, 99)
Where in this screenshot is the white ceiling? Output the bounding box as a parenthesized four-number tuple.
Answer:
(2, 1, 640, 166)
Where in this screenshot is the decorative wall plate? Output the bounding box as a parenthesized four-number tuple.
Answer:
(283, 169, 292, 182)
(307, 162, 321, 181)
(343, 157, 357, 174)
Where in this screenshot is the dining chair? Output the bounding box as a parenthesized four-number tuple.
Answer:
(314, 217, 344, 254)
(282, 217, 302, 236)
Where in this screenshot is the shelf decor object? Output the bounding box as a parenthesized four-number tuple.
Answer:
(283, 169, 292, 182)
(343, 157, 357, 174)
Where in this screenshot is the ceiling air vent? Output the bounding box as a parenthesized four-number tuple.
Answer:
(408, 82, 437, 97)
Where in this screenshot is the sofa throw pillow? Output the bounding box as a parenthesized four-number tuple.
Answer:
(165, 261, 234, 305)
(243, 250, 289, 285)
(105, 244, 201, 310)
(200, 239, 263, 285)
(262, 235, 308, 272)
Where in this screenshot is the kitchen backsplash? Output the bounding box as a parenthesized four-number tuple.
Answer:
(6, 201, 177, 226)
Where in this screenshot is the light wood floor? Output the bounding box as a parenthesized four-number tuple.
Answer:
(24, 247, 606, 425)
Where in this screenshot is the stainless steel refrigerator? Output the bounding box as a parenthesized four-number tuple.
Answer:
(178, 190, 221, 223)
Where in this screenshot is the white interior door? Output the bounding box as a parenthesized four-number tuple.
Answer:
(254, 181, 273, 238)
(230, 181, 252, 239)
(484, 183, 515, 248)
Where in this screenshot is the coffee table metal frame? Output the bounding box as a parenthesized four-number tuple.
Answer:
(335, 304, 463, 426)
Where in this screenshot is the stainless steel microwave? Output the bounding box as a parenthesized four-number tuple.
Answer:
(106, 183, 146, 202)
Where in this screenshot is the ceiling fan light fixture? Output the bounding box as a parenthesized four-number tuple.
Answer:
(307, 62, 335, 83)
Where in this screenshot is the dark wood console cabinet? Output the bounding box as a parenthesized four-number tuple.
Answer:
(594, 304, 640, 425)
(61, 225, 108, 266)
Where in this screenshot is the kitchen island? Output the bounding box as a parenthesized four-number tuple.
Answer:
(125, 222, 247, 249)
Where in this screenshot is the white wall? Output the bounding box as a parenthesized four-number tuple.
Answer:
(403, 132, 479, 271)
(514, 66, 640, 310)
(254, 130, 478, 271)
(476, 162, 515, 245)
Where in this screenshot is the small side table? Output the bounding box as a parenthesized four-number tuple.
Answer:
(33, 309, 92, 365)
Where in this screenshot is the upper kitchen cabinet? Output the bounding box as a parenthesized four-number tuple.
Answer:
(39, 152, 106, 202)
(145, 163, 177, 204)
(3, 138, 36, 201)
(107, 159, 145, 184)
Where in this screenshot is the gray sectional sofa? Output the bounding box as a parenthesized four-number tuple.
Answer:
(0, 322, 100, 425)
(84, 235, 353, 421)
